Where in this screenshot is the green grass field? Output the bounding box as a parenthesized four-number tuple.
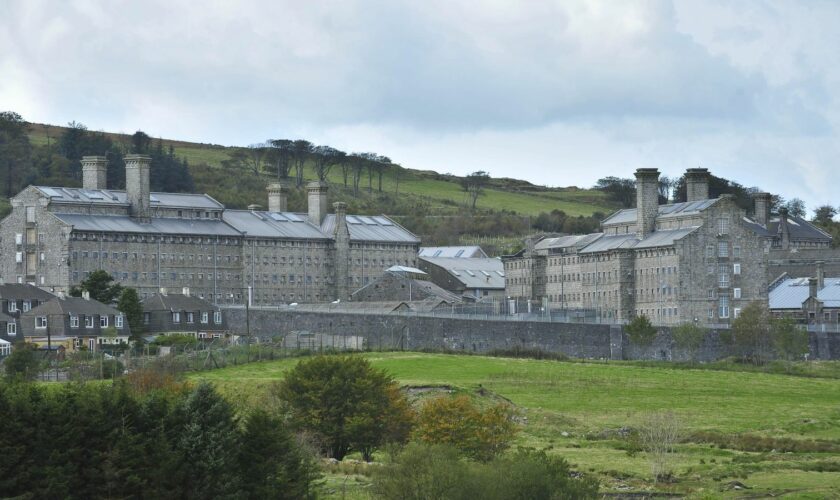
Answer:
(189, 353, 840, 498)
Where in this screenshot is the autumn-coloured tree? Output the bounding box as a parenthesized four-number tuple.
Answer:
(414, 394, 518, 462)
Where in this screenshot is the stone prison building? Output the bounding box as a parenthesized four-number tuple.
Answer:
(0, 155, 419, 305)
(504, 168, 835, 326)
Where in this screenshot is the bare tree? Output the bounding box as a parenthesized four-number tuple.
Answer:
(311, 145, 341, 182)
(245, 143, 269, 175)
(376, 155, 391, 192)
(638, 412, 682, 483)
(349, 153, 365, 197)
(461, 171, 490, 209)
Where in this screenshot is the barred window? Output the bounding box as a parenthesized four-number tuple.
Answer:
(718, 295, 730, 318)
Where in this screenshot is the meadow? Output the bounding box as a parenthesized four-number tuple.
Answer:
(190, 352, 840, 498)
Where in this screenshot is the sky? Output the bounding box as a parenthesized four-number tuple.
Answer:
(2, 0, 839, 210)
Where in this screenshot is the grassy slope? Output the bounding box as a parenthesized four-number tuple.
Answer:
(190, 352, 840, 498)
(26, 123, 616, 217)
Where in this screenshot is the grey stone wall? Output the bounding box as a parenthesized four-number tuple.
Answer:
(224, 307, 840, 361)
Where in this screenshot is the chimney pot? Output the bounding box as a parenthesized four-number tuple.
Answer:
(634, 168, 660, 238)
(809, 277, 819, 300)
(684, 168, 709, 202)
(81, 156, 108, 190)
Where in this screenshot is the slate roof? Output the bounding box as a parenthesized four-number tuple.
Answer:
(419, 246, 488, 258)
(633, 227, 698, 249)
(222, 210, 330, 239)
(743, 215, 832, 242)
(142, 294, 220, 312)
(25, 297, 121, 316)
(602, 199, 718, 226)
(769, 277, 840, 309)
(419, 256, 505, 290)
(53, 213, 241, 236)
(321, 214, 419, 243)
(534, 233, 604, 252)
(36, 186, 223, 209)
(578, 234, 639, 253)
(0, 283, 55, 301)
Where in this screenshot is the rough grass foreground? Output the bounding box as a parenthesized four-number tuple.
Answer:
(189, 352, 840, 498)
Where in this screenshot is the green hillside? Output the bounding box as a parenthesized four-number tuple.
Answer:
(26, 123, 616, 218)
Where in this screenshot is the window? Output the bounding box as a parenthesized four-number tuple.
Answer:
(734, 307, 741, 319)
(214, 311, 222, 324)
(733, 263, 741, 275)
(172, 312, 181, 323)
(115, 315, 124, 328)
(201, 312, 209, 324)
(7, 323, 16, 336)
(718, 217, 729, 234)
(733, 288, 742, 299)
(14, 233, 22, 245)
(705, 245, 714, 258)
(70, 315, 79, 328)
(22, 301, 30, 312)
(36, 316, 47, 329)
(100, 316, 108, 328)
(143, 312, 150, 325)
(15, 252, 22, 263)
(8, 302, 16, 313)
(733, 246, 741, 259)
(186, 312, 194, 324)
(718, 242, 729, 258)
(85, 316, 94, 328)
(25, 206, 35, 222)
(718, 264, 730, 288)
(719, 295, 730, 319)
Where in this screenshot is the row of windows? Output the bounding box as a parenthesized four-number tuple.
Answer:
(73, 251, 240, 263)
(705, 243, 742, 259)
(36, 314, 125, 329)
(168, 311, 222, 325)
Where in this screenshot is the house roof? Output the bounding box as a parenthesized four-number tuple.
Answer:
(321, 214, 420, 243)
(744, 215, 832, 242)
(142, 294, 220, 312)
(419, 246, 488, 258)
(0, 283, 55, 301)
(53, 213, 241, 236)
(24, 297, 121, 317)
(769, 277, 840, 309)
(419, 256, 505, 290)
(35, 186, 223, 209)
(602, 199, 718, 226)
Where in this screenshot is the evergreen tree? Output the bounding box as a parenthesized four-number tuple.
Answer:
(238, 410, 319, 499)
(174, 382, 241, 498)
(70, 270, 123, 304)
(118, 287, 144, 339)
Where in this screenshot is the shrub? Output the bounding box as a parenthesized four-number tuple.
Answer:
(372, 443, 599, 500)
(276, 355, 414, 461)
(3, 343, 41, 380)
(671, 323, 706, 352)
(414, 394, 517, 462)
(626, 315, 657, 346)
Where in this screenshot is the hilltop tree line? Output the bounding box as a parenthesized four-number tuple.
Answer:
(0, 112, 194, 202)
(593, 171, 813, 218)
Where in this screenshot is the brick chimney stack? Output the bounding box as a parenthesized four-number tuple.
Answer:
(307, 181, 329, 225)
(267, 182, 287, 212)
(753, 192, 772, 227)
